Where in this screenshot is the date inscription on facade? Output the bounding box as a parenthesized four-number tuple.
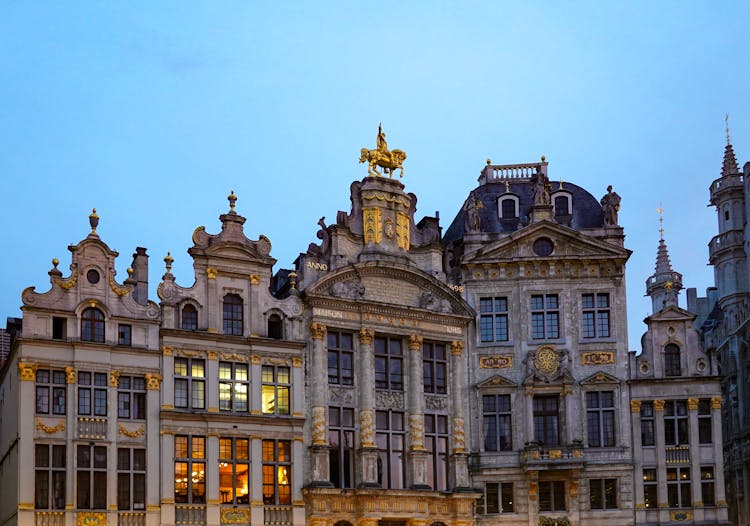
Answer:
(581, 351, 615, 366)
(479, 355, 513, 369)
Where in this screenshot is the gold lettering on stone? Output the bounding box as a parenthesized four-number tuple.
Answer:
(479, 355, 513, 369)
(581, 351, 615, 365)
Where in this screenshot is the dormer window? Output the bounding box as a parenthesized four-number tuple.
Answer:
(552, 192, 572, 217)
(267, 314, 283, 339)
(181, 304, 198, 331)
(498, 196, 519, 219)
(81, 308, 105, 342)
(223, 294, 243, 336)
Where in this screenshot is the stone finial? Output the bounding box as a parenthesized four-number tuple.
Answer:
(288, 271, 298, 293)
(228, 190, 237, 212)
(164, 252, 174, 273)
(49, 258, 62, 277)
(89, 208, 99, 235)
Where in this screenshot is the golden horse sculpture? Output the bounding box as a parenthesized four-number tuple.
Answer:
(359, 147, 407, 178)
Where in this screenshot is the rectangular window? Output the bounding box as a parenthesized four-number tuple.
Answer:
(262, 439, 291, 505)
(35, 444, 66, 509)
(327, 331, 354, 385)
(698, 399, 712, 444)
(533, 395, 559, 446)
(52, 317, 67, 340)
(640, 402, 655, 446)
(480, 297, 509, 342)
(329, 407, 355, 489)
(174, 358, 205, 410)
(174, 435, 206, 503)
(423, 342, 447, 394)
(118, 324, 132, 346)
(482, 394, 512, 451)
(667, 467, 691, 508)
(78, 372, 108, 416)
(424, 413, 448, 491)
(586, 391, 615, 447)
(219, 437, 250, 504)
(701, 467, 715, 506)
(117, 448, 145, 510)
(374, 336, 403, 390)
(643, 468, 657, 509)
(582, 293, 610, 338)
(476, 482, 514, 514)
(77, 444, 107, 509)
(589, 478, 617, 509)
(664, 400, 689, 446)
(539, 481, 565, 512)
(531, 294, 559, 340)
(219, 362, 249, 412)
(118, 376, 146, 420)
(36, 369, 66, 415)
(376, 410, 405, 489)
(261, 365, 290, 415)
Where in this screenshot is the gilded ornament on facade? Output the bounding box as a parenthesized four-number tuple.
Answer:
(408, 334, 423, 351)
(207, 351, 218, 361)
(145, 373, 162, 390)
(109, 370, 120, 388)
(76, 512, 106, 526)
(206, 267, 218, 279)
(409, 413, 425, 449)
(54, 270, 78, 291)
(312, 406, 327, 445)
(534, 346, 560, 375)
(630, 400, 642, 413)
(580, 351, 615, 366)
(108, 276, 130, 297)
(292, 356, 303, 368)
(360, 409, 375, 447)
(396, 211, 410, 249)
(36, 418, 65, 434)
(248, 274, 260, 285)
(18, 362, 37, 381)
(687, 397, 699, 411)
(479, 355, 513, 369)
(118, 423, 145, 438)
(309, 322, 327, 340)
(65, 366, 76, 384)
(450, 340, 465, 356)
(359, 328, 375, 345)
(384, 217, 395, 239)
(653, 399, 666, 412)
(220, 509, 250, 525)
(711, 396, 722, 409)
(363, 208, 383, 244)
(359, 123, 407, 178)
(452, 417, 466, 452)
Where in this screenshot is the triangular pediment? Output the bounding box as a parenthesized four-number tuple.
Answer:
(476, 374, 516, 389)
(305, 261, 474, 318)
(580, 371, 620, 386)
(466, 221, 631, 264)
(646, 305, 696, 323)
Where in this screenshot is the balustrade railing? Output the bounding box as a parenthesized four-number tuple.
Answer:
(35, 512, 64, 526)
(175, 505, 206, 526)
(264, 505, 293, 525)
(118, 512, 146, 526)
(479, 162, 547, 184)
(77, 417, 107, 439)
(665, 445, 690, 464)
(709, 229, 744, 256)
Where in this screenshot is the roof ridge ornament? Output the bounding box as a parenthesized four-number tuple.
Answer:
(88, 208, 100, 237)
(359, 124, 407, 178)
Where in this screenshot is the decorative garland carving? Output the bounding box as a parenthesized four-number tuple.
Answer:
(109, 276, 130, 297)
(36, 418, 65, 434)
(118, 423, 145, 438)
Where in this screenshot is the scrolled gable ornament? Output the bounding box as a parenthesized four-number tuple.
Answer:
(359, 123, 407, 178)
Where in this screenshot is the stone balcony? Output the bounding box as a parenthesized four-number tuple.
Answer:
(520, 443, 585, 471)
(709, 229, 745, 263)
(710, 173, 745, 204)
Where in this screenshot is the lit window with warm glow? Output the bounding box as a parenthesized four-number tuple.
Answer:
(174, 435, 206, 504)
(219, 438, 250, 505)
(262, 440, 291, 505)
(261, 366, 290, 415)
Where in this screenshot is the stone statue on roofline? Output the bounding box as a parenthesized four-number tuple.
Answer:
(359, 123, 407, 178)
(531, 167, 551, 206)
(601, 185, 621, 227)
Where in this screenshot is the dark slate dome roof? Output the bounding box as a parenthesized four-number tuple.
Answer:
(443, 179, 604, 245)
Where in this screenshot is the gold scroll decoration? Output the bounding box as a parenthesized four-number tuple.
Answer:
(396, 211, 410, 249)
(479, 355, 513, 369)
(581, 351, 615, 366)
(363, 208, 382, 244)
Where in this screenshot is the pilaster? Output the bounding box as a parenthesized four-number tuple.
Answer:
(449, 340, 470, 489)
(357, 328, 379, 487)
(653, 399, 668, 509)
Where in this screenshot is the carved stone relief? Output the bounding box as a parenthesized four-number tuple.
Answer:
(376, 390, 405, 410)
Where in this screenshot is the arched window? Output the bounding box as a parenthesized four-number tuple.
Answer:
(664, 344, 681, 376)
(498, 196, 518, 219)
(267, 313, 283, 339)
(81, 308, 105, 342)
(181, 304, 198, 330)
(554, 195, 569, 216)
(223, 294, 243, 336)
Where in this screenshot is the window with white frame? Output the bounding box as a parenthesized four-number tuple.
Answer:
(480, 297, 509, 342)
(498, 196, 519, 219)
(36, 369, 66, 415)
(261, 365, 290, 415)
(117, 448, 145, 510)
(531, 294, 559, 340)
(174, 358, 205, 410)
(174, 435, 206, 503)
(262, 439, 291, 505)
(118, 376, 146, 419)
(78, 371, 108, 416)
(219, 361, 249, 412)
(219, 437, 250, 504)
(582, 293, 610, 338)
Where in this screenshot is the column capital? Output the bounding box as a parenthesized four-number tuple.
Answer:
(653, 399, 665, 412)
(310, 322, 327, 340)
(450, 340, 465, 356)
(18, 362, 37, 381)
(408, 334, 423, 351)
(687, 397, 699, 411)
(145, 373, 163, 390)
(110, 370, 120, 388)
(711, 396, 723, 409)
(65, 366, 76, 384)
(359, 327, 375, 345)
(630, 400, 642, 413)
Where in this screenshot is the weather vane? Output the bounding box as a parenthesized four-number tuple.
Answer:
(657, 205, 664, 240)
(726, 113, 731, 146)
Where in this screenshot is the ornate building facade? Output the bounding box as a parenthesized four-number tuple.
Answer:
(0, 128, 731, 526)
(688, 131, 750, 525)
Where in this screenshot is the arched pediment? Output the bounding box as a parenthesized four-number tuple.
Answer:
(305, 262, 474, 318)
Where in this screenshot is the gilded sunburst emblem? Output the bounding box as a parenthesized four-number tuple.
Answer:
(534, 346, 559, 375)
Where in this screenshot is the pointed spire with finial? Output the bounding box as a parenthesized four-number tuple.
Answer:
(722, 113, 740, 176)
(646, 206, 683, 312)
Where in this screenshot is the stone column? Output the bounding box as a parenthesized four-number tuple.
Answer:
(161, 347, 175, 410)
(249, 437, 264, 526)
(687, 398, 702, 507)
(653, 400, 668, 511)
(206, 268, 219, 333)
(630, 400, 645, 512)
(309, 323, 332, 487)
(712, 396, 728, 507)
(525, 386, 535, 443)
(160, 431, 175, 525)
(292, 437, 305, 524)
(206, 352, 219, 414)
(357, 328, 379, 488)
(17, 363, 38, 510)
(206, 434, 220, 526)
(449, 340, 470, 489)
(406, 334, 429, 489)
(144, 374, 162, 522)
(250, 356, 262, 415)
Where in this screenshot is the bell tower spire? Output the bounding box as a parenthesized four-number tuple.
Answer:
(646, 207, 683, 312)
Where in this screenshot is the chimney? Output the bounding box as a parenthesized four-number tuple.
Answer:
(131, 247, 149, 306)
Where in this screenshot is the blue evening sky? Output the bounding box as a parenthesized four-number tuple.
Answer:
(1, 2, 748, 349)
